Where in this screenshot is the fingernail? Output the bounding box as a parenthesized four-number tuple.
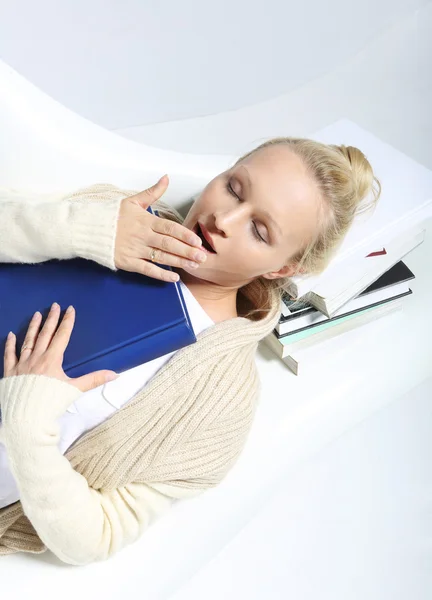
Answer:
(66, 305, 74, 314)
(7, 331, 14, 340)
(195, 252, 207, 262)
(191, 237, 202, 247)
(188, 261, 199, 269)
(51, 302, 59, 310)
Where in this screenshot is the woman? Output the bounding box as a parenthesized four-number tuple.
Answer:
(0, 137, 381, 564)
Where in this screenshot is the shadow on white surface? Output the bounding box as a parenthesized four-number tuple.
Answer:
(170, 377, 432, 600)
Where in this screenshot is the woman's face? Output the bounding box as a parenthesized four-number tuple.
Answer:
(181, 145, 322, 288)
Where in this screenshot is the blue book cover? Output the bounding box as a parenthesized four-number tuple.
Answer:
(0, 208, 196, 379)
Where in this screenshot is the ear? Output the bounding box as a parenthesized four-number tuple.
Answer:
(261, 261, 306, 280)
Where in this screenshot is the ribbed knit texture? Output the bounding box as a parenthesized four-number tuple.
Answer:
(0, 184, 125, 269)
(0, 184, 281, 559)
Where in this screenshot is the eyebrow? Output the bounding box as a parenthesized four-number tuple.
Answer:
(238, 166, 283, 242)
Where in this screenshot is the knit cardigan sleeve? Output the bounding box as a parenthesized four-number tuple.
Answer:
(0, 374, 198, 565)
(0, 186, 124, 270)
(0, 185, 199, 564)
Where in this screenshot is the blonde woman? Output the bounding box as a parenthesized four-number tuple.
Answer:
(0, 138, 380, 564)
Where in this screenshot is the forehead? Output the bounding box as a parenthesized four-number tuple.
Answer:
(237, 145, 313, 199)
(235, 145, 322, 245)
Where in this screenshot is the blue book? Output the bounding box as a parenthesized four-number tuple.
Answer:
(0, 209, 196, 379)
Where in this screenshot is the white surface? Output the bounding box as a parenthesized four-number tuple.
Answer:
(171, 376, 432, 600)
(0, 58, 431, 600)
(0, 1, 424, 129)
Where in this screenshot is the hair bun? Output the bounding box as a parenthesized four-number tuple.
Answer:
(333, 144, 381, 215)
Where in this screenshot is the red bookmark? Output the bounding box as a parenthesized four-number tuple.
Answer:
(366, 248, 387, 258)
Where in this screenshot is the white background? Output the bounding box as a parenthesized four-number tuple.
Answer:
(0, 2, 431, 598)
(0, 0, 431, 167)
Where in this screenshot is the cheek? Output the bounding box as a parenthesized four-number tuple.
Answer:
(229, 244, 269, 272)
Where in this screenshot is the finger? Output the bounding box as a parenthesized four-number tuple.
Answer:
(125, 259, 180, 283)
(48, 305, 76, 356)
(20, 311, 43, 359)
(144, 245, 206, 272)
(71, 370, 118, 393)
(4, 332, 18, 375)
(150, 225, 207, 265)
(32, 302, 61, 356)
(130, 175, 169, 208)
(152, 218, 203, 250)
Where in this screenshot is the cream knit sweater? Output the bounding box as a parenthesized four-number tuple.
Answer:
(0, 184, 281, 565)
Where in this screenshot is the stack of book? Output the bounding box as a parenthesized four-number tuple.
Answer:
(264, 256, 416, 376)
(262, 119, 432, 375)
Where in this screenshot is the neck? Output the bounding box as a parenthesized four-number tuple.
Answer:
(175, 268, 240, 323)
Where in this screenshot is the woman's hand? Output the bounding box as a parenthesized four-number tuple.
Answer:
(4, 303, 118, 393)
(115, 175, 207, 282)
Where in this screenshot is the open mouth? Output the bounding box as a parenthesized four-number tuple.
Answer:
(194, 223, 217, 253)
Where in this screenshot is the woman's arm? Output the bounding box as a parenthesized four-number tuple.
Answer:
(0, 186, 125, 270)
(0, 181, 207, 283)
(0, 374, 198, 565)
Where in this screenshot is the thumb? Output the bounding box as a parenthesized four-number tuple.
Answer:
(135, 175, 169, 208)
(73, 370, 119, 392)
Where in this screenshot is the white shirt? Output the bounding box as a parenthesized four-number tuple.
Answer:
(0, 281, 214, 508)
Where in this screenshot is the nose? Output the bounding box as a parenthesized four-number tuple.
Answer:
(214, 205, 248, 237)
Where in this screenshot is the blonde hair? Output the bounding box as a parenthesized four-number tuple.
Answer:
(235, 137, 382, 318)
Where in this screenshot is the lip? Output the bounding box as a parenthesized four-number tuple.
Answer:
(197, 222, 217, 253)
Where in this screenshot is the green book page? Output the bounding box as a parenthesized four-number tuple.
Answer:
(279, 303, 380, 346)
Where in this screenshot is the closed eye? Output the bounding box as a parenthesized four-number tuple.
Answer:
(225, 181, 267, 243)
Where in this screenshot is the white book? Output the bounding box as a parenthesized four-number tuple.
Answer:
(301, 227, 424, 317)
(285, 119, 432, 300)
